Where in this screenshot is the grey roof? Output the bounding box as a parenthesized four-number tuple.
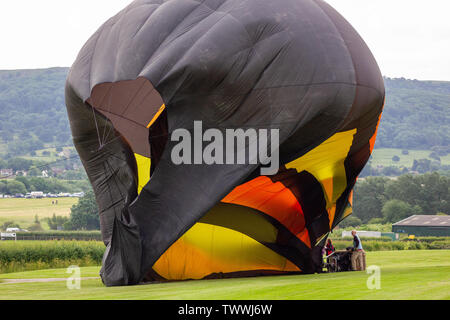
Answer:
(393, 215, 450, 227)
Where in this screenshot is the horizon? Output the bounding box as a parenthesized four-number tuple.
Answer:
(1, 66, 449, 83)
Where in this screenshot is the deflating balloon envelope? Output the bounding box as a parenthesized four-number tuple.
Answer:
(65, 0, 384, 286)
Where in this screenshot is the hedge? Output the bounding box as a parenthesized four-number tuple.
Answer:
(0, 240, 104, 274)
(15, 231, 102, 241)
(332, 239, 450, 251)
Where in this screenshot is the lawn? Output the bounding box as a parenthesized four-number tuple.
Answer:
(0, 250, 448, 300)
(370, 148, 450, 168)
(0, 197, 78, 229)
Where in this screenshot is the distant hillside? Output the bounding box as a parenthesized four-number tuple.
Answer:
(0, 69, 449, 159)
(0, 68, 69, 157)
(378, 78, 450, 152)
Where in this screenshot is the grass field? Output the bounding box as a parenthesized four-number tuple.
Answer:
(370, 148, 450, 168)
(0, 197, 78, 229)
(0, 250, 448, 300)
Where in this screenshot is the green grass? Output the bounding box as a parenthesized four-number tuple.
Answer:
(0, 197, 78, 229)
(370, 148, 450, 168)
(0, 250, 448, 300)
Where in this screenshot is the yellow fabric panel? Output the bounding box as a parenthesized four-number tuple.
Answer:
(342, 204, 353, 220)
(153, 223, 300, 280)
(285, 129, 356, 211)
(134, 153, 151, 194)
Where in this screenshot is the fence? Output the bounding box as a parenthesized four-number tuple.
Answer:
(5, 232, 103, 241)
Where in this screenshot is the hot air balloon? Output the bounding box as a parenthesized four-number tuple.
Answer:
(65, 0, 384, 286)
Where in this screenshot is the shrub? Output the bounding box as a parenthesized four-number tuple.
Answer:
(330, 239, 450, 251)
(1, 221, 21, 231)
(367, 218, 384, 224)
(339, 216, 362, 228)
(0, 240, 104, 274)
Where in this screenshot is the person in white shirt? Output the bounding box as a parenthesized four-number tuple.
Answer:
(351, 230, 366, 271)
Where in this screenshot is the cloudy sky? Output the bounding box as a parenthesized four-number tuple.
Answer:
(1, 0, 449, 80)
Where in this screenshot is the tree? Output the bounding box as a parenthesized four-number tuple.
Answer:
(28, 167, 42, 177)
(339, 216, 362, 228)
(64, 191, 100, 230)
(14, 176, 31, 191)
(429, 152, 440, 161)
(353, 177, 388, 223)
(381, 166, 402, 176)
(47, 214, 69, 230)
(382, 199, 413, 223)
(412, 159, 431, 173)
(28, 214, 43, 231)
(392, 155, 400, 162)
(1, 221, 20, 231)
(6, 158, 33, 171)
(5, 180, 27, 195)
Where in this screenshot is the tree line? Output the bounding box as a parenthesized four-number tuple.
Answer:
(351, 172, 449, 225)
(0, 176, 90, 195)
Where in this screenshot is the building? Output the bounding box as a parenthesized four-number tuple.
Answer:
(392, 215, 450, 237)
(0, 168, 13, 177)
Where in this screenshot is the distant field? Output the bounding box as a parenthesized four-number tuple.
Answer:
(20, 146, 75, 162)
(0, 197, 77, 229)
(0, 250, 448, 300)
(371, 148, 450, 168)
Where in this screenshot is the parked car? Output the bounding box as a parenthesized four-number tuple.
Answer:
(31, 191, 44, 199)
(72, 192, 85, 197)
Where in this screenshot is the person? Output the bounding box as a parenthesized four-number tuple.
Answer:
(351, 230, 366, 271)
(325, 239, 335, 256)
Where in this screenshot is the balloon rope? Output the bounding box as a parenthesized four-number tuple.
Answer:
(91, 106, 103, 149)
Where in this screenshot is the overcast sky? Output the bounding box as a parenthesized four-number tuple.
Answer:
(1, 0, 449, 80)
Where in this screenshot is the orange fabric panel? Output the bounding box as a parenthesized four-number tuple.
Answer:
(297, 228, 311, 248)
(222, 176, 307, 244)
(369, 99, 384, 152)
(328, 206, 336, 229)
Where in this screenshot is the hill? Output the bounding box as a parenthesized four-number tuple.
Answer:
(378, 78, 450, 154)
(0, 69, 449, 163)
(0, 68, 70, 157)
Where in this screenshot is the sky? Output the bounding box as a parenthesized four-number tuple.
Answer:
(0, 0, 449, 80)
